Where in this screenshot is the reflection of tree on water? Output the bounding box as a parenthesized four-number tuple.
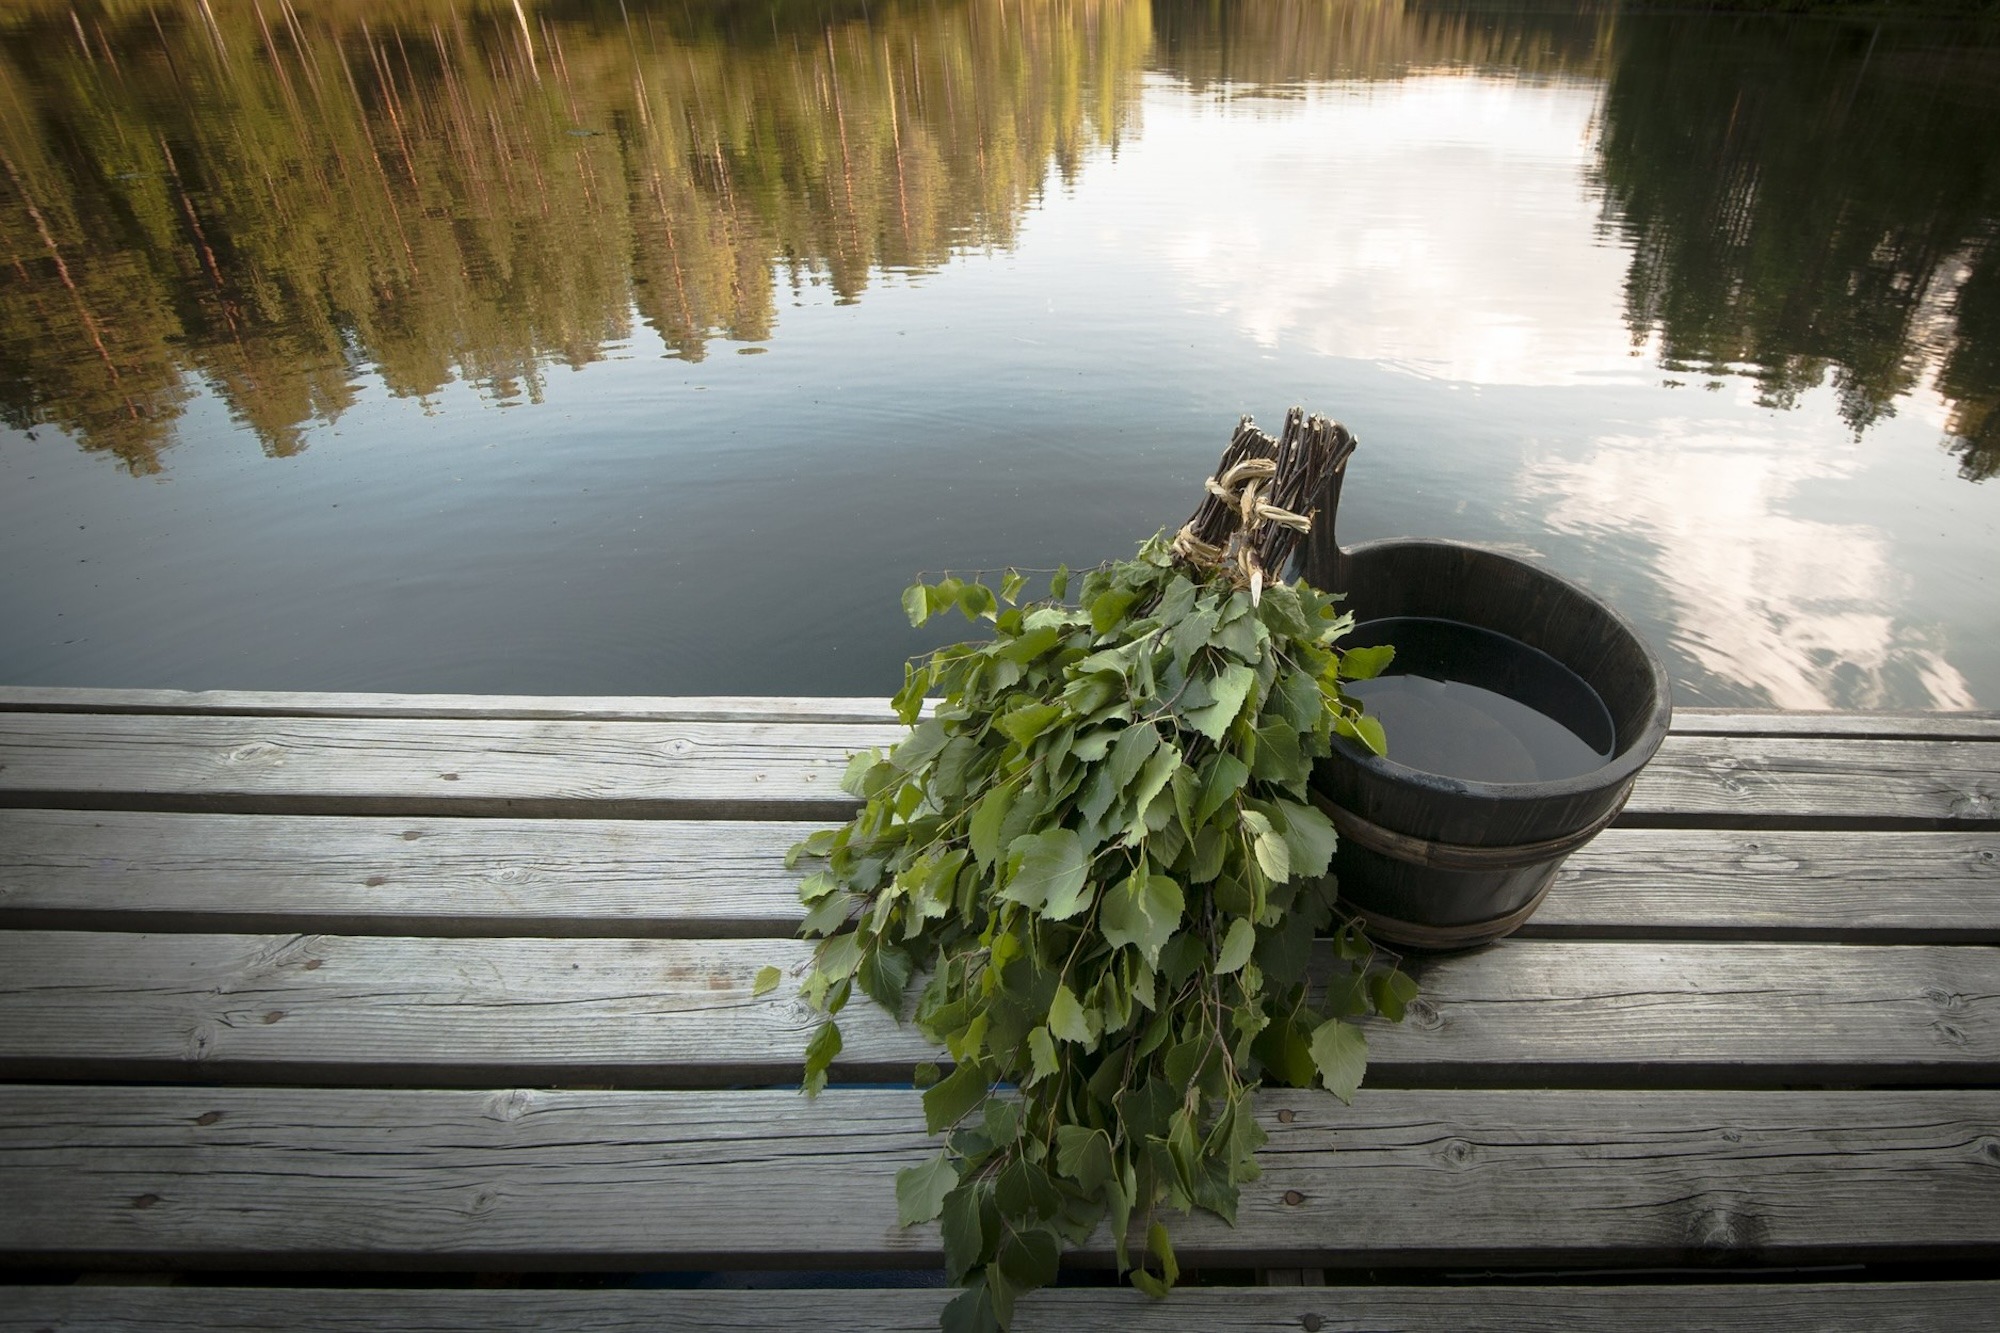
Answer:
(1592, 14, 2000, 479)
(10, 1, 2000, 481)
(0, 0, 1146, 471)
(1149, 0, 1609, 88)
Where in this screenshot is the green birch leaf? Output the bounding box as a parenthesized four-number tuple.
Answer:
(752, 965, 782, 997)
(968, 783, 1016, 870)
(924, 1060, 992, 1133)
(802, 1020, 842, 1097)
(1047, 983, 1094, 1044)
(1027, 1026, 1059, 1085)
(1273, 798, 1339, 879)
(1272, 666, 1326, 732)
(995, 623, 1062, 664)
(839, 748, 883, 797)
(1254, 1013, 1318, 1088)
(1090, 587, 1140, 634)
(1127, 740, 1182, 812)
(1054, 1125, 1115, 1194)
(1184, 662, 1255, 740)
(1308, 1018, 1369, 1104)
(1341, 643, 1396, 680)
(1101, 870, 1184, 967)
(1041, 871, 1096, 922)
(1001, 569, 1027, 604)
(1104, 721, 1161, 793)
(903, 582, 931, 627)
(1215, 918, 1256, 974)
(1242, 809, 1291, 882)
(999, 828, 1087, 913)
(1370, 969, 1420, 1023)
(997, 702, 1065, 748)
(940, 1190, 988, 1285)
(959, 582, 999, 622)
(1149, 1220, 1181, 1288)
(996, 1226, 1061, 1291)
(1193, 751, 1251, 826)
(1352, 712, 1389, 757)
(897, 1155, 960, 1227)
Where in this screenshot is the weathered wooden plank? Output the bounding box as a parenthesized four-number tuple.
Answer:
(0, 934, 1991, 1088)
(1622, 735, 2000, 828)
(6, 1283, 1997, 1333)
(5, 689, 1993, 742)
(1673, 709, 2000, 740)
(6, 687, 1995, 739)
(0, 1086, 1993, 1269)
(3, 714, 1995, 826)
(0, 687, 910, 724)
(0, 714, 893, 820)
(7, 812, 1994, 942)
(1521, 828, 2000, 942)
(0, 810, 817, 938)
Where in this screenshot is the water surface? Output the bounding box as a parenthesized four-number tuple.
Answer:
(2, 1, 1995, 706)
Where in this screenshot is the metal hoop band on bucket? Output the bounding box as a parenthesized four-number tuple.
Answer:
(1306, 782, 1635, 949)
(1307, 782, 1634, 873)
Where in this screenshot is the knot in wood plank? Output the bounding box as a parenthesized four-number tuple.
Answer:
(226, 741, 286, 766)
(1685, 1200, 1769, 1257)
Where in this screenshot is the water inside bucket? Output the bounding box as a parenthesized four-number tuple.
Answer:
(1341, 616, 1616, 784)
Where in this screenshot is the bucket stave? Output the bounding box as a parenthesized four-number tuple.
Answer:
(1303, 491, 1674, 950)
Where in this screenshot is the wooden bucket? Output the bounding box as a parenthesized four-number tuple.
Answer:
(1302, 474, 1674, 951)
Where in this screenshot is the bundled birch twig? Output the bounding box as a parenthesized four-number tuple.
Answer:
(1172, 407, 1356, 599)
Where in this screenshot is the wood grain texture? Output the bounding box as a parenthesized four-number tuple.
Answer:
(3, 689, 1991, 742)
(4, 714, 1996, 827)
(1522, 828, 2000, 941)
(0, 687, 911, 724)
(0, 809, 815, 938)
(1, 934, 1993, 1088)
(6, 1283, 1998, 1333)
(0, 714, 896, 819)
(1620, 735, 2000, 829)
(6, 813, 1996, 942)
(0, 1086, 1993, 1269)
(1672, 709, 2000, 740)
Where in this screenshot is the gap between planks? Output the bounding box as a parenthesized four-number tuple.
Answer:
(5, 1283, 1999, 1333)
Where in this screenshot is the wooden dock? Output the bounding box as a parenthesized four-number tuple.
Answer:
(1, 687, 1996, 1329)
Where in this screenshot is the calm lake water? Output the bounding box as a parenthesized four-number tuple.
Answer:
(3, 1, 1996, 706)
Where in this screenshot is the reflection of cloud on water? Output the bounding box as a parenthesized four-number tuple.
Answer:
(1136, 74, 1648, 387)
(1524, 424, 1976, 711)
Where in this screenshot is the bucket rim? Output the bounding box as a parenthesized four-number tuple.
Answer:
(1322, 537, 1676, 803)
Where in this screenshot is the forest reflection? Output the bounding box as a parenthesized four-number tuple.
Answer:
(2, 0, 1997, 479)
(1592, 13, 2000, 481)
(0, 0, 1148, 471)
